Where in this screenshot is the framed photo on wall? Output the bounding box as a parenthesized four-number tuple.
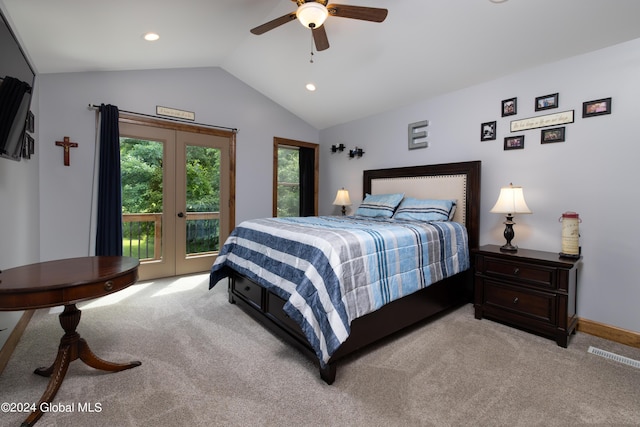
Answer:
(535, 93, 559, 111)
(502, 97, 517, 117)
(583, 97, 611, 117)
(541, 127, 565, 144)
(480, 121, 497, 141)
(504, 135, 524, 150)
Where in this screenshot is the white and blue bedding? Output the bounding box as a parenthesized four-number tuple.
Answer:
(209, 215, 469, 365)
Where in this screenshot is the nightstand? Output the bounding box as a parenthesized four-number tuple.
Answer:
(473, 244, 581, 347)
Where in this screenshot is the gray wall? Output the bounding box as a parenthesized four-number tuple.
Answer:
(0, 124, 38, 348)
(319, 38, 640, 334)
(0, 122, 39, 268)
(0, 85, 38, 350)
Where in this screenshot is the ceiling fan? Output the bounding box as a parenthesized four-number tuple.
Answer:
(250, 1, 388, 51)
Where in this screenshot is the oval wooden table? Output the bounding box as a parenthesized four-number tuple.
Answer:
(0, 256, 142, 427)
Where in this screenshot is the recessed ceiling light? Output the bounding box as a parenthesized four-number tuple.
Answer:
(306, 83, 316, 91)
(144, 32, 160, 41)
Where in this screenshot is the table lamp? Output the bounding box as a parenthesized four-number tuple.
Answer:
(490, 183, 531, 252)
(332, 188, 351, 216)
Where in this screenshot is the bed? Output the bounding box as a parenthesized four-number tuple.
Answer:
(209, 160, 481, 384)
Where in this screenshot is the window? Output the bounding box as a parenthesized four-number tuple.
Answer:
(273, 137, 318, 217)
(276, 146, 300, 217)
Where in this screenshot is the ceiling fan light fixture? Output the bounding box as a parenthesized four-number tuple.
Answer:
(297, 2, 329, 29)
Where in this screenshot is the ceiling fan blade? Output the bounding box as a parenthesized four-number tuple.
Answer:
(250, 12, 297, 35)
(312, 26, 330, 51)
(326, 4, 388, 22)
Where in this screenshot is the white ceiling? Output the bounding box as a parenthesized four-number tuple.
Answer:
(3, 0, 640, 130)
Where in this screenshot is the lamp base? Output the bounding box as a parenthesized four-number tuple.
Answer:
(500, 214, 517, 252)
(500, 243, 518, 252)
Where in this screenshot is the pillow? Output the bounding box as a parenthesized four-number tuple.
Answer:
(355, 193, 404, 218)
(393, 198, 456, 222)
(448, 203, 457, 221)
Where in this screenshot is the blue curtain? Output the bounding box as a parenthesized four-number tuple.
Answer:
(95, 104, 123, 256)
(298, 146, 315, 216)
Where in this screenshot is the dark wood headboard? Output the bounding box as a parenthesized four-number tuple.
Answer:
(363, 161, 481, 250)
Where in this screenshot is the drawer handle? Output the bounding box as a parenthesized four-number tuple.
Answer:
(513, 297, 519, 304)
(244, 286, 251, 292)
(513, 267, 520, 276)
(104, 280, 114, 291)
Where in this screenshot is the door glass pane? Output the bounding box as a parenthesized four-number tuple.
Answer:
(185, 145, 220, 256)
(277, 147, 299, 217)
(120, 138, 164, 261)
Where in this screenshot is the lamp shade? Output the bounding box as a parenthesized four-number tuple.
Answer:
(490, 184, 531, 214)
(297, 2, 329, 28)
(332, 188, 351, 206)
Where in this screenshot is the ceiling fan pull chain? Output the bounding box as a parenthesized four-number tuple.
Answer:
(309, 31, 315, 63)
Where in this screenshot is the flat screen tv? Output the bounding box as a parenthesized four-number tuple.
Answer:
(0, 8, 35, 161)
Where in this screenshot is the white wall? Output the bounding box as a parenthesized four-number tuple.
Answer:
(319, 38, 640, 334)
(0, 138, 39, 268)
(36, 67, 318, 261)
(0, 82, 39, 350)
(0, 144, 38, 348)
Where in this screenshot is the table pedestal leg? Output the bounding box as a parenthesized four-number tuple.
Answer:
(22, 304, 141, 427)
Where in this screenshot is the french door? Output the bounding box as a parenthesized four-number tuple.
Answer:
(119, 116, 235, 280)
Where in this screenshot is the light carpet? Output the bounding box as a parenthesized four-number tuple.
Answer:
(1, 273, 639, 426)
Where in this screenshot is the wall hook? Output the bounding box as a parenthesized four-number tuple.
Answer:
(349, 147, 365, 158)
(331, 143, 345, 153)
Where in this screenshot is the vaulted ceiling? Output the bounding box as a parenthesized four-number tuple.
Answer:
(3, 0, 640, 129)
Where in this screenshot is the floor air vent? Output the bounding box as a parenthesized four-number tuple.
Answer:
(588, 346, 640, 369)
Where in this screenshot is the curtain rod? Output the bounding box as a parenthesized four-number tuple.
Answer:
(88, 104, 238, 133)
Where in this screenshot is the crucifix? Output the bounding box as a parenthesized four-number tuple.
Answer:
(55, 136, 78, 166)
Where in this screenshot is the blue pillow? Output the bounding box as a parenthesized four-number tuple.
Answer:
(356, 193, 404, 218)
(393, 198, 456, 222)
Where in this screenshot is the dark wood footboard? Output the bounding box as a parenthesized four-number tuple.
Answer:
(228, 269, 473, 384)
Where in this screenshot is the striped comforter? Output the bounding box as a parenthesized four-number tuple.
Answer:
(209, 215, 469, 365)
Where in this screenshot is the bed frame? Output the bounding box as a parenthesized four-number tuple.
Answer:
(227, 160, 481, 384)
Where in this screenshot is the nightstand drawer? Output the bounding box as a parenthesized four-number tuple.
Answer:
(483, 281, 556, 324)
(483, 257, 556, 289)
(233, 277, 263, 308)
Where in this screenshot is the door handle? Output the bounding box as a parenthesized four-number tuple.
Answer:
(177, 212, 185, 218)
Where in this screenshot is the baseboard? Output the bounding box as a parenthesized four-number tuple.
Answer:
(0, 310, 34, 375)
(578, 317, 640, 348)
